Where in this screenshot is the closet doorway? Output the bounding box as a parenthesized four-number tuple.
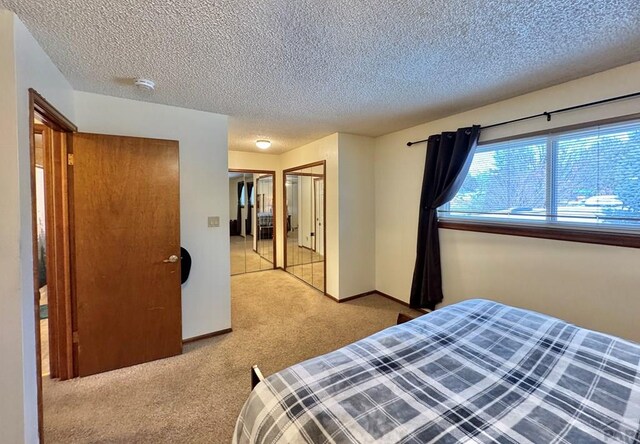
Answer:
(283, 161, 326, 292)
(229, 170, 276, 275)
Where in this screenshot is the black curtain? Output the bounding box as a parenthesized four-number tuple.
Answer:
(410, 125, 481, 310)
(236, 181, 244, 235)
(246, 182, 254, 235)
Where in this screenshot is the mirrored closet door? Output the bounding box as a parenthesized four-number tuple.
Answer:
(283, 162, 326, 292)
(229, 170, 276, 275)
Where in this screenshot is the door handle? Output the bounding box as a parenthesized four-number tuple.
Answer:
(163, 254, 179, 263)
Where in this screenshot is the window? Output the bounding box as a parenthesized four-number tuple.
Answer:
(440, 119, 640, 235)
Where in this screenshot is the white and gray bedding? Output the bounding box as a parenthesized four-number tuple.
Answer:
(233, 299, 640, 443)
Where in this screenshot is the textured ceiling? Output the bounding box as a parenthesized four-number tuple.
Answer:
(2, 0, 640, 153)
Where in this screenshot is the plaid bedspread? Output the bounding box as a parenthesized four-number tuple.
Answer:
(233, 299, 640, 443)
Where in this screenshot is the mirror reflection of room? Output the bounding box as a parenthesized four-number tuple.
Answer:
(284, 163, 325, 292)
(229, 171, 275, 275)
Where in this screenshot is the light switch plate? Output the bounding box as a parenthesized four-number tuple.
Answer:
(208, 216, 220, 227)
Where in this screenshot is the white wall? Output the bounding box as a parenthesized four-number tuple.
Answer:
(375, 61, 640, 342)
(314, 178, 324, 256)
(297, 176, 314, 249)
(73, 91, 230, 341)
(0, 10, 76, 443)
(0, 12, 24, 444)
(338, 134, 376, 297)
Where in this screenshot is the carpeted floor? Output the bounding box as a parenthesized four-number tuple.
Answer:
(286, 229, 324, 266)
(286, 261, 325, 291)
(40, 285, 50, 377)
(43, 270, 421, 443)
(285, 229, 325, 291)
(230, 235, 274, 275)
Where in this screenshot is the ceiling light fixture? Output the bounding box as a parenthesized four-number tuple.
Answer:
(134, 78, 155, 91)
(256, 139, 271, 149)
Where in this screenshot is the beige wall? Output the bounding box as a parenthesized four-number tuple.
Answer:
(375, 61, 640, 342)
(338, 134, 376, 297)
(0, 10, 76, 443)
(228, 150, 281, 171)
(74, 91, 231, 340)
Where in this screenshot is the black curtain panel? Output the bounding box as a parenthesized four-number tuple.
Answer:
(246, 182, 254, 235)
(410, 125, 481, 310)
(237, 181, 244, 235)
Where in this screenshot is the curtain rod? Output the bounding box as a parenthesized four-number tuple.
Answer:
(406, 91, 640, 147)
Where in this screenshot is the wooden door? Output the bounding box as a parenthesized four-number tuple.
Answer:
(71, 133, 182, 376)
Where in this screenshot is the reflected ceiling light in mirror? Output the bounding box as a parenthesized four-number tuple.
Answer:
(256, 139, 271, 150)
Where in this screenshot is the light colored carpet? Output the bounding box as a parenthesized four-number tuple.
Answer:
(40, 285, 50, 377)
(286, 229, 324, 265)
(41, 319, 50, 377)
(230, 235, 274, 275)
(43, 270, 421, 443)
(287, 261, 325, 292)
(285, 229, 325, 291)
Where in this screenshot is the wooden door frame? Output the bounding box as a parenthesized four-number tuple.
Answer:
(29, 89, 77, 442)
(33, 123, 58, 378)
(282, 161, 327, 294)
(229, 169, 277, 268)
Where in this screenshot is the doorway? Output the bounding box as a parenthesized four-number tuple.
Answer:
(283, 162, 326, 292)
(34, 122, 50, 377)
(229, 170, 276, 275)
(30, 90, 77, 441)
(29, 89, 184, 442)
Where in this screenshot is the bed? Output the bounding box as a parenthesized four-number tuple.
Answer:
(257, 212, 274, 239)
(233, 299, 640, 443)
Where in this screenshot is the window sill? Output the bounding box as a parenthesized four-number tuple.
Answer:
(438, 219, 640, 249)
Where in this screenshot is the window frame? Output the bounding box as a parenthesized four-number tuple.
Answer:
(438, 113, 640, 249)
